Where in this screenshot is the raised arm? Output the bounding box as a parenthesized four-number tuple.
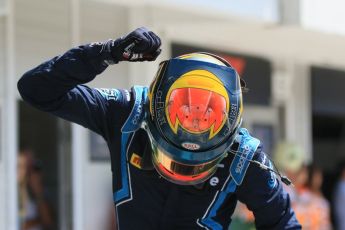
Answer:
(17, 27, 161, 137)
(236, 147, 302, 230)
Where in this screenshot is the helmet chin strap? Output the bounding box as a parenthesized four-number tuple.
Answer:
(228, 149, 293, 186)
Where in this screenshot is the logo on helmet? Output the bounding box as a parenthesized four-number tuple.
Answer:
(165, 69, 230, 139)
(182, 142, 201, 150)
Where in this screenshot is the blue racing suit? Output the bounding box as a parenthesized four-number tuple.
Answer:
(17, 43, 301, 230)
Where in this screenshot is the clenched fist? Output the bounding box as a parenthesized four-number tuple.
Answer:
(105, 27, 162, 63)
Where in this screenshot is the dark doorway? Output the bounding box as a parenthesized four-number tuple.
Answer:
(311, 66, 345, 229)
(311, 66, 345, 171)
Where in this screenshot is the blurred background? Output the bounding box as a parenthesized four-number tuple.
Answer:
(1, 0, 345, 229)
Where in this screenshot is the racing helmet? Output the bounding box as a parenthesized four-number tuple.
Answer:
(145, 52, 243, 185)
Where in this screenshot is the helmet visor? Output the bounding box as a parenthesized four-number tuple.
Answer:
(151, 142, 222, 185)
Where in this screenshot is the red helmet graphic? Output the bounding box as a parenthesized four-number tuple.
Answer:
(166, 69, 230, 141)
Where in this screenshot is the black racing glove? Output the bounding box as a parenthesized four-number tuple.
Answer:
(103, 27, 161, 64)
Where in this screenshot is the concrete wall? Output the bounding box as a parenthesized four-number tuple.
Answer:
(14, 0, 71, 83)
(81, 1, 130, 89)
(0, 17, 5, 97)
(0, 0, 5, 10)
(0, 15, 6, 230)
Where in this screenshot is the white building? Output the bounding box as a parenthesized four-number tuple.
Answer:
(1, 0, 345, 229)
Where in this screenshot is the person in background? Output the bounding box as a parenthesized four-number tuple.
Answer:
(305, 165, 332, 230)
(334, 160, 345, 230)
(273, 142, 306, 205)
(274, 142, 331, 230)
(274, 143, 315, 229)
(18, 149, 54, 230)
(286, 165, 313, 229)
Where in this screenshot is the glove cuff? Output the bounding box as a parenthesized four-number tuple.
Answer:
(101, 39, 123, 65)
